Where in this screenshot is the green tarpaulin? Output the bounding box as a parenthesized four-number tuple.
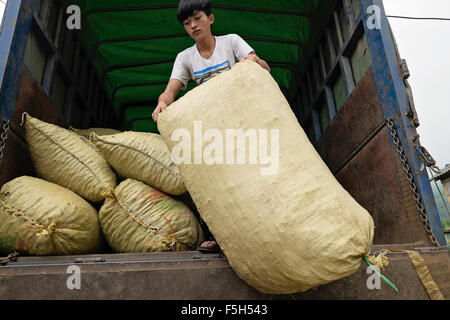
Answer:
(70, 0, 337, 132)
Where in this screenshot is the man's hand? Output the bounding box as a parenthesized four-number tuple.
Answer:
(241, 53, 259, 63)
(152, 79, 184, 122)
(241, 52, 271, 72)
(152, 100, 167, 122)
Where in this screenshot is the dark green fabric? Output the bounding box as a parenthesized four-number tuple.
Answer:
(70, 0, 336, 132)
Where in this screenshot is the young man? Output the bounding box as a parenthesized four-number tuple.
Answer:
(152, 0, 270, 252)
(152, 0, 270, 123)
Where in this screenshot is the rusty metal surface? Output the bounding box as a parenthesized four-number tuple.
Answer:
(0, 249, 447, 300)
(294, 249, 449, 300)
(0, 67, 68, 188)
(12, 67, 68, 141)
(420, 250, 450, 298)
(315, 69, 384, 174)
(336, 129, 431, 245)
(313, 68, 433, 246)
(0, 128, 35, 187)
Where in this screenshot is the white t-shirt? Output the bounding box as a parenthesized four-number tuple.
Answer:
(170, 34, 254, 89)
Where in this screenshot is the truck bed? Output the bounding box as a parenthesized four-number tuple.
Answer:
(0, 245, 448, 300)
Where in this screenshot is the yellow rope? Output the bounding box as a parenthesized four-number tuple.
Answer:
(0, 197, 55, 235)
(367, 249, 446, 299)
(164, 216, 179, 252)
(367, 249, 390, 271)
(20, 112, 28, 127)
(105, 189, 179, 251)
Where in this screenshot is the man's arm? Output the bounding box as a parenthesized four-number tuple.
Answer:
(152, 79, 184, 122)
(241, 52, 270, 73)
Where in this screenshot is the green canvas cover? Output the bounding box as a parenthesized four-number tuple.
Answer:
(70, 0, 337, 132)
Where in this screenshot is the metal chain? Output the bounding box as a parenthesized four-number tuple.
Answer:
(397, 57, 441, 175)
(0, 119, 17, 266)
(386, 119, 440, 247)
(411, 134, 442, 175)
(0, 251, 20, 266)
(0, 119, 10, 168)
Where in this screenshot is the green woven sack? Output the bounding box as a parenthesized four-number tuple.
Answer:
(91, 131, 187, 195)
(22, 113, 117, 202)
(158, 61, 375, 294)
(0, 176, 104, 255)
(100, 179, 203, 253)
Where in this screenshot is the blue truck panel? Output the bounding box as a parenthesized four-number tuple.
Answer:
(361, 0, 445, 245)
(0, 1, 447, 301)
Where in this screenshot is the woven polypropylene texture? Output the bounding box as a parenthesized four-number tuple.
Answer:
(0, 176, 104, 255)
(158, 60, 375, 294)
(99, 179, 203, 253)
(23, 113, 117, 202)
(91, 131, 187, 195)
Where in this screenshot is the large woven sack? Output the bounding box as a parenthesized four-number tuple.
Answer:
(70, 126, 122, 139)
(99, 179, 203, 253)
(157, 60, 375, 294)
(91, 131, 187, 195)
(0, 176, 104, 255)
(21, 113, 116, 202)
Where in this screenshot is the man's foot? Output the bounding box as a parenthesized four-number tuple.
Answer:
(201, 240, 217, 248)
(197, 240, 221, 253)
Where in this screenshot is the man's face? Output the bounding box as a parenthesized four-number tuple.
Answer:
(183, 10, 214, 40)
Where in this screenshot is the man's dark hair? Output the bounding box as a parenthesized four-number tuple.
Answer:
(177, 0, 212, 23)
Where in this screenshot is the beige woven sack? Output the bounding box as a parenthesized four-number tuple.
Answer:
(157, 60, 375, 294)
(21, 113, 116, 202)
(99, 179, 203, 253)
(0, 176, 104, 255)
(91, 131, 187, 195)
(70, 126, 122, 139)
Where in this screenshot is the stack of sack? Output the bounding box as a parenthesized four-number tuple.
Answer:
(0, 60, 376, 296)
(0, 113, 202, 256)
(89, 130, 202, 252)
